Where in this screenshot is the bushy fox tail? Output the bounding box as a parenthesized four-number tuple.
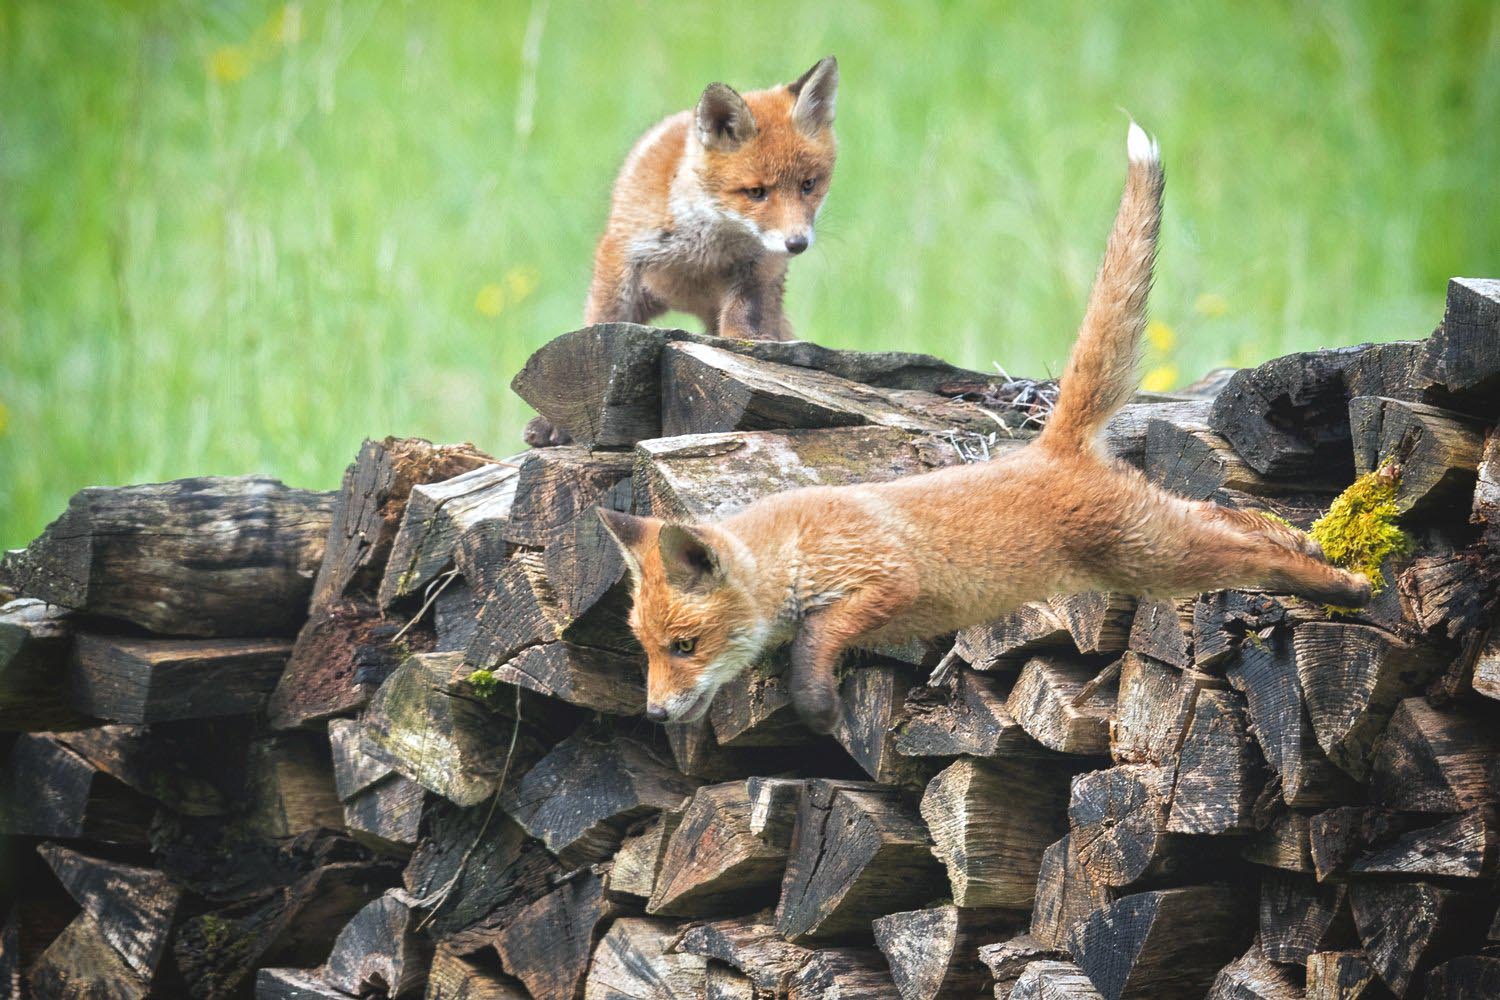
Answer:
(1039, 122, 1165, 455)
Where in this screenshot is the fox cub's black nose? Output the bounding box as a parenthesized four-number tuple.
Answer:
(785, 235, 809, 255)
(645, 705, 669, 723)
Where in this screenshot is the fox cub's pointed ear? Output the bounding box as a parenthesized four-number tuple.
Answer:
(658, 523, 725, 594)
(789, 56, 837, 134)
(696, 82, 757, 151)
(596, 508, 652, 578)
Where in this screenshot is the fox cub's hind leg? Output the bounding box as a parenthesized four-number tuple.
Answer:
(1193, 503, 1326, 560)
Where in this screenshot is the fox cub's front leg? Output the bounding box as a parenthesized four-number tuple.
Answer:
(718, 260, 793, 341)
(789, 581, 916, 733)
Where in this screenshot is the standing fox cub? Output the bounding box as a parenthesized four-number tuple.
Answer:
(599, 124, 1372, 733)
(525, 58, 839, 447)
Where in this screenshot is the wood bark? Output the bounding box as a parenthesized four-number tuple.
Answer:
(920, 757, 1074, 909)
(775, 779, 945, 943)
(1066, 885, 1254, 1000)
(1, 476, 334, 637)
(872, 904, 1023, 1000)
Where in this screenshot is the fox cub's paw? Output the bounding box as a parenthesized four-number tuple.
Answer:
(1325, 571, 1374, 608)
(792, 677, 841, 735)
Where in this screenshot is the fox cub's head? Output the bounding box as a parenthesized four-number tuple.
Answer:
(597, 509, 767, 724)
(692, 56, 838, 257)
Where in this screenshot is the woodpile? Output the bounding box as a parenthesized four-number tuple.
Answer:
(1, 276, 1497, 998)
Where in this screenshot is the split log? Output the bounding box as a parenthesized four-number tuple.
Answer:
(1370, 698, 1500, 813)
(255, 967, 351, 998)
(584, 917, 706, 1000)
(1258, 872, 1352, 965)
(0, 733, 154, 845)
(705, 965, 754, 1000)
(1111, 654, 1202, 767)
(328, 717, 424, 852)
(897, 668, 1035, 759)
(1207, 942, 1304, 1000)
(1243, 810, 1316, 874)
(635, 425, 965, 524)
(671, 910, 814, 997)
(1050, 593, 1136, 656)
(956, 602, 1072, 671)
(834, 659, 929, 785)
(1066, 885, 1254, 1000)
(1307, 807, 1427, 882)
(1030, 833, 1114, 949)
(1425, 956, 1500, 999)
(0, 599, 85, 731)
(1349, 880, 1493, 997)
(1145, 418, 1335, 499)
(647, 778, 799, 916)
(1342, 339, 1429, 403)
(872, 904, 1022, 1000)
(1009, 960, 1106, 1000)
(493, 871, 625, 1000)
(776, 779, 945, 943)
(661, 340, 1012, 437)
(245, 732, 345, 838)
(67, 634, 290, 723)
(1126, 598, 1194, 670)
(1226, 636, 1361, 809)
(28, 912, 149, 1000)
(379, 461, 521, 610)
(402, 800, 562, 945)
(1473, 627, 1500, 703)
(605, 812, 681, 903)
(1167, 688, 1263, 835)
(270, 438, 486, 728)
(1419, 277, 1500, 414)
(1102, 398, 1215, 467)
(486, 642, 645, 717)
(0, 476, 334, 637)
(1069, 765, 1195, 890)
(978, 936, 1071, 997)
(36, 843, 182, 984)
(323, 893, 431, 998)
(920, 757, 1073, 909)
(501, 725, 699, 868)
(1345, 808, 1498, 880)
(710, 649, 815, 748)
(1348, 396, 1487, 515)
(47, 722, 239, 817)
(328, 716, 394, 800)
(787, 948, 899, 999)
(1193, 590, 1320, 672)
(362, 651, 541, 807)
(511, 323, 989, 448)
(1208, 347, 1363, 479)
(1304, 950, 1390, 1000)
(425, 950, 527, 999)
(1006, 656, 1113, 756)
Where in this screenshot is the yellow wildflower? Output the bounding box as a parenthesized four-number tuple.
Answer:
(1145, 319, 1175, 353)
(207, 45, 252, 83)
(475, 283, 506, 317)
(1194, 292, 1229, 317)
(1141, 364, 1178, 392)
(505, 266, 540, 305)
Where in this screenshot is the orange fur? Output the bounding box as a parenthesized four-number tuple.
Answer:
(599, 125, 1371, 732)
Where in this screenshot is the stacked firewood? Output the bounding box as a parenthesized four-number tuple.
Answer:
(1, 277, 1498, 999)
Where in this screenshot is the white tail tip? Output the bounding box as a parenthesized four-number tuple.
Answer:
(1127, 121, 1160, 165)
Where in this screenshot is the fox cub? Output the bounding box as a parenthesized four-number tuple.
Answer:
(598, 124, 1372, 733)
(525, 58, 839, 447)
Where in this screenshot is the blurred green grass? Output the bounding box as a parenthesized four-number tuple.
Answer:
(2, 1, 1498, 549)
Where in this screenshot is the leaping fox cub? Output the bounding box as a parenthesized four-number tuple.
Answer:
(598, 124, 1372, 733)
(526, 58, 839, 447)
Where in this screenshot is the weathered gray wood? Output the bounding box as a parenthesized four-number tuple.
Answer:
(872, 904, 1022, 1000)
(1258, 872, 1351, 966)
(897, 668, 1035, 759)
(0, 732, 155, 844)
(36, 843, 182, 983)
(424, 950, 527, 999)
(1345, 809, 1498, 880)
(244, 732, 345, 838)
(1370, 698, 1500, 813)
(501, 725, 699, 868)
(1146, 418, 1335, 500)
(605, 811, 681, 903)
(1069, 765, 1194, 890)
(920, 757, 1074, 909)
(1348, 396, 1488, 514)
(1243, 809, 1316, 874)
(776, 779, 945, 943)
(1067, 886, 1254, 1000)
(1471, 625, 1500, 703)
(648, 778, 799, 916)
(1307, 806, 1426, 882)
(3, 476, 334, 637)
(705, 964, 754, 1000)
(493, 871, 624, 1000)
(28, 912, 149, 1000)
(379, 461, 522, 610)
(1425, 956, 1500, 999)
(1167, 688, 1263, 835)
(787, 948, 900, 999)
(1102, 398, 1215, 467)
(834, 659, 931, 786)
(1349, 881, 1491, 997)
(512, 323, 992, 448)
(584, 917, 706, 1000)
(978, 936, 1071, 997)
(0, 599, 85, 731)
(67, 634, 289, 723)
(1110, 654, 1202, 767)
(661, 340, 1016, 438)
(671, 910, 814, 996)
(1207, 942, 1304, 1000)
(1030, 833, 1115, 949)
(1419, 277, 1500, 414)
(1126, 598, 1194, 670)
(1208, 347, 1364, 479)
(1010, 960, 1106, 1000)
(255, 967, 351, 999)
(323, 893, 431, 998)
(956, 601, 1072, 671)
(1304, 950, 1388, 1000)
(1007, 656, 1113, 756)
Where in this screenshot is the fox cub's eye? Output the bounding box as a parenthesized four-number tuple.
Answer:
(671, 637, 697, 655)
(800, 177, 817, 195)
(744, 186, 768, 201)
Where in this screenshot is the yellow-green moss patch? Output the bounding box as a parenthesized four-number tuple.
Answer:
(1309, 464, 1410, 595)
